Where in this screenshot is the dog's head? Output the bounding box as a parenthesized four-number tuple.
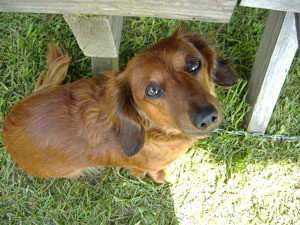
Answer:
(112, 29, 236, 156)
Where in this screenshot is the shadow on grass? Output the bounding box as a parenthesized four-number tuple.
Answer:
(195, 132, 300, 179)
(0, 149, 179, 224)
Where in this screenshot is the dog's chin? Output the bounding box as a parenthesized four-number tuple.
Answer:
(184, 126, 219, 137)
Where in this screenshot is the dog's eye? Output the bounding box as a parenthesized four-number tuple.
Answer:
(186, 57, 201, 74)
(145, 83, 163, 99)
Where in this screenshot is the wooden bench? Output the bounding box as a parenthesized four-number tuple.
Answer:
(1, 0, 299, 134)
(240, 0, 299, 133)
(0, 0, 236, 73)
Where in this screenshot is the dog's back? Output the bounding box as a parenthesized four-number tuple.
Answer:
(2, 43, 105, 178)
(3, 43, 72, 177)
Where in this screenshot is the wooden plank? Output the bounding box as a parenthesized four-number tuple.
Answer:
(64, 15, 118, 58)
(0, 0, 236, 23)
(108, 16, 123, 54)
(240, 0, 300, 13)
(91, 16, 123, 75)
(295, 13, 300, 48)
(246, 11, 298, 133)
(92, 57, 119, 76)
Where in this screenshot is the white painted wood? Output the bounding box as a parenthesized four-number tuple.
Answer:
(247, 11, 298, 133)
(296, 13, 300, 48)
(91, 57, 119, 76)
(0, 0, 236, 23)
(64, 15, 118, 58)
(91, 16, 123, 75)
(109, 16, 123, 54)
(240, 0, 300, 13)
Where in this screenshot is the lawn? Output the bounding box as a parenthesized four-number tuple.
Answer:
(0, 6, 300, 224)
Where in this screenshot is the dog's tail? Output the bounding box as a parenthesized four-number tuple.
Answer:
(35, 42, 71, 91)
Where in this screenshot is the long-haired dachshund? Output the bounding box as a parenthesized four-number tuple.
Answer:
(3, 29, 236, 183)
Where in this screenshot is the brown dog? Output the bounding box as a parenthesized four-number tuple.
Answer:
(2, 29, 236, 183)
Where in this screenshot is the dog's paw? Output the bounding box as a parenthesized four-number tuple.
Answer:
(130, 168, 147, 179)
(147, 169, 174, 184)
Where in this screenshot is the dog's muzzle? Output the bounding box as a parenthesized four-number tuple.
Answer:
(190, 104, 219, 132)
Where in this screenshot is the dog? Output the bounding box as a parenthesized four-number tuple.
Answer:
(2, 29, 236, 183)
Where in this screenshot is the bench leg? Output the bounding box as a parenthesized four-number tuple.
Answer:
(92, 16, 123, 75)
(64, 15, 123, 76)
(246, 11, 298, 133)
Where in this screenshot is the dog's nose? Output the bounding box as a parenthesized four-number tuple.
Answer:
(190, 105, 218, 130)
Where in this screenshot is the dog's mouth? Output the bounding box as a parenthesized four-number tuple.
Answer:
(175, 111, 221, 137)
(184, 125, 219, 137)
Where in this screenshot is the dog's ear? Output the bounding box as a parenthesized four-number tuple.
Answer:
(111, 73, 145, 157)
(173, 28, 237, 88)
(213, 58, 237, 88)
(117, 117, 145, 157)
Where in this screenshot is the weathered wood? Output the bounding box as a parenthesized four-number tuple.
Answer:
(91, 16, 123, 75)
(246, 11, 298, 133)
(91, 57, 119, 75)
(0, 0, 236, 23)
(64, 15, 123, 75)
(109, 16, 123, 54)
(240, 0, 300, 13)
(64, 15, 118, 58)
(296, 13, 300, 48)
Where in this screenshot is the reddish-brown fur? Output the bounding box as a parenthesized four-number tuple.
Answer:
(2, 29, 236, 183)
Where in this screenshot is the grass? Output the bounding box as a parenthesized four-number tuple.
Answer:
(0, 7, 300, 224)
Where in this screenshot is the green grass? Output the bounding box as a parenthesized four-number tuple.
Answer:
(1, 7, 300, 224)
